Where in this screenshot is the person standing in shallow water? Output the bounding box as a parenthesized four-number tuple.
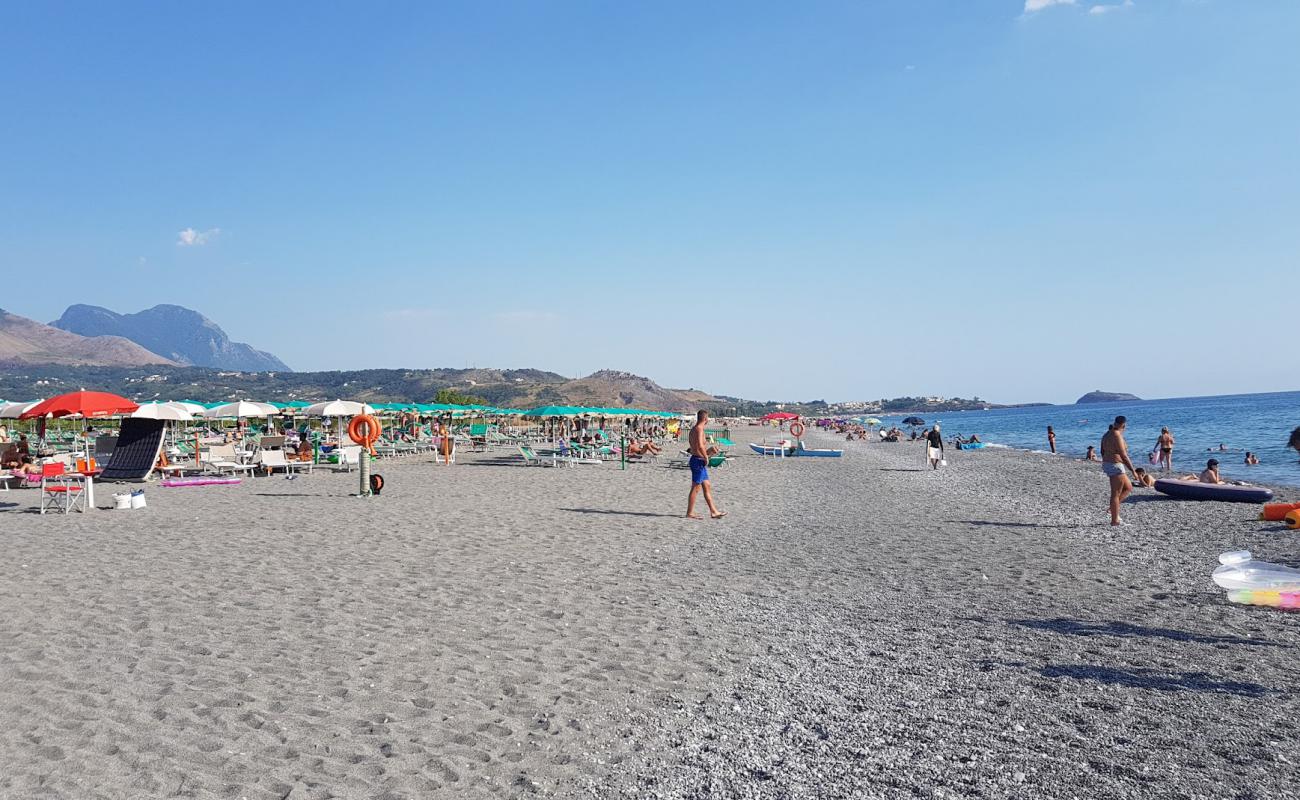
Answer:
(1047, 426, 1056, 454)
(1157, 426, 1175, 473)
(1101, 415, 1138, 527)
(686, 410, 725, 520)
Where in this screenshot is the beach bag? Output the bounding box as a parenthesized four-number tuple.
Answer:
(1149, 450, 1159, 465)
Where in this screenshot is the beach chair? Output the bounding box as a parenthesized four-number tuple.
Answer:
(557, 442, 603, 466)
(335, 445, 363, 472)
(202, 444, 256, 477)
(258, 449, 312, 476)
(94, 435, 118, 464)
(39, 462, 85, 514)
(518, 444, 558, 467)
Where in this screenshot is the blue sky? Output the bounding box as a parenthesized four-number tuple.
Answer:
(2, 1, 1296, 404)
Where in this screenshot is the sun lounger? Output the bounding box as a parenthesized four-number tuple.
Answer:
(258, 449, 312, 476)
(335, 445, 363, 472)
(202, 444, 256, 476)
(99, 419, 167, 482)
(518, 444, 559, 467)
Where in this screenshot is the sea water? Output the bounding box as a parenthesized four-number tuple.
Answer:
(877, 391, 1300, 488)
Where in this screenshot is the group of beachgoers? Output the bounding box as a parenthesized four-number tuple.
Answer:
(1094, 416, 1270, 526)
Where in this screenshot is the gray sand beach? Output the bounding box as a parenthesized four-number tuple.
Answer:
(2, 432, 1297, 799)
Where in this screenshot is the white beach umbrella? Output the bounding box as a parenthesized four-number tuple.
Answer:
(304, 400, 375, 417)
(168, 401, 207, 415)
(0, 400, 43, 419)
(130, 402, 194, 421)
(202, 401, 280, 419)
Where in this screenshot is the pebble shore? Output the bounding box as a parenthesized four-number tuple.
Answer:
(0, 432, 1296, 798)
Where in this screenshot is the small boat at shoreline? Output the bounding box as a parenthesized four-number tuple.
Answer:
(748, 441, 843, 458)
(794, 441, 843, 458)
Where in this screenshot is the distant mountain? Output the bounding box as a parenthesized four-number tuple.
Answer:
(0, 364, 716, 412)
(0, 308, 179, 368)
(1077, 390, 1141, 404)
(534, 370, 707, 410)
(51, 304, 290, 372)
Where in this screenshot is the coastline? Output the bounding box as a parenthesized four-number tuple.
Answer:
(1, 430, 1296, 798)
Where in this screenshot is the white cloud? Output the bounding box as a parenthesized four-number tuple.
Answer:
(1089, 0, 1134, 13)
(1024, 0, 1075, 12)
(177, 227, 220, 246)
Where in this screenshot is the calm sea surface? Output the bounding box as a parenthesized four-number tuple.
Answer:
(877, 391, 1300, 488)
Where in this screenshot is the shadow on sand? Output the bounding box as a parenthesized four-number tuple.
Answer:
(951, 519, 1083, 530)
(559, 507, 681, 519)
(1010, 618, 1288, 648)
(1039, 664, 1273, 697)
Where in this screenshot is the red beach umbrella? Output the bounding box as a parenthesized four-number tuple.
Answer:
(760, 412, 800, 422)
(20, 390, 139, 420)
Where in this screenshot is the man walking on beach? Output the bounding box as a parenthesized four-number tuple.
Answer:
(1101, 415, 1139, 526)
(686, 410, 726, 520)
(925, 423, 944, 470)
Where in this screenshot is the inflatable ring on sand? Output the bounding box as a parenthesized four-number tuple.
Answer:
(789, 422, 805, 438)
(348, 414, 382, 455)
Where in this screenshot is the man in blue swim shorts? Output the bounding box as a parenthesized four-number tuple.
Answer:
(686, 409, 726, 520)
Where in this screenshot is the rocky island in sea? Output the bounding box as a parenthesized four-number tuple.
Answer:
(1076, 390, 1142, 404)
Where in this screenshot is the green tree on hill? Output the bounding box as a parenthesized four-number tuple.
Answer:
(434, 388, 486, 406)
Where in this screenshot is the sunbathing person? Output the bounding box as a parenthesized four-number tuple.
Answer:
(9, 455, 42, 476)
(1132, 467, 1157, 488)
(1181, 459, 1224, 484)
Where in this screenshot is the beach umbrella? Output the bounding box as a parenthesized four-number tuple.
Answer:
(304, 400, 375, 417)
(270, 400, 312, 410)
(524, 405, 580, 418)
(202, 401, 280, 419)
(168, 401, 208, 415)
(0, 399, 44, 419)
(131, 402, 194, 421)
(21, 391, 139, 420)
(760, 412, 799, 422)
(862, 417, 882, 426)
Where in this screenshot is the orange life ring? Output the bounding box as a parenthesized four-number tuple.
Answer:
(348, 414, 382, 455)
(790, 422, 806, 438)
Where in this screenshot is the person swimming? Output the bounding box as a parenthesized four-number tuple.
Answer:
(1245, 452, 1259, 465)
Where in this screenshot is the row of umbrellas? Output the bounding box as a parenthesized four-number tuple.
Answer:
(0, 394, 377, 422)
(1, 392, 687, 423)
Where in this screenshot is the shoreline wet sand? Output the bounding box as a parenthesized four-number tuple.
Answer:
(1, 432, 1297, 798)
